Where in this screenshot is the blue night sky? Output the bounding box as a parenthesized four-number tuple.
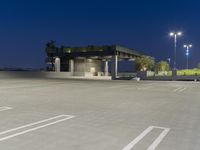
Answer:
(0, 0, 200, 69)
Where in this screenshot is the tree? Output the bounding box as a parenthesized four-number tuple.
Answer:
(135, 56, 155, 71)
(45, 40, 56, 53)
(155, 61, 170, 72)
(45, 41, 57, 70)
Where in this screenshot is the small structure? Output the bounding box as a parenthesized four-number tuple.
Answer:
(45, 41, 143, 80)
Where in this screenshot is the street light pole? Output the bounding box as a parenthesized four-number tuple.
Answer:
(167, 58, 171, 69)
(174, 34, 177, 70)
(184, 44, 192, 69)
(186, 46, 189, 69)
(167, 58, 171, 65)
(170, 32, 182, 70)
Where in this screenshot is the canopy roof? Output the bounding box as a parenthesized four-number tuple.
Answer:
(46, 44, 143, 59)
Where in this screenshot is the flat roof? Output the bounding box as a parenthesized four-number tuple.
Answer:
(46, 44, 143, 59)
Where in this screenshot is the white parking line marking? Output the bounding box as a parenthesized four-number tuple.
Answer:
(122, 126, 154, 150)
(0, 107, 12, 112)
(179, 87, 186, 92)
(147, 126, 170, 150)
(173, 87, 182, 92)
(0, 115, 74, 142)
(122, 126, 170, 150)
(173, 87, 187, 92)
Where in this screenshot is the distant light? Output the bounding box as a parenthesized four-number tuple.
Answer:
(189, 44, 192, 47)
(184, 45, 187, 48)
(186, 52, 189, 56)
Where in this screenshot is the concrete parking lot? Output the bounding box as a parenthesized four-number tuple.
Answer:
(0, 77, 199, 150)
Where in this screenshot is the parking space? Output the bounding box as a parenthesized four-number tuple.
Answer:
(0, 77, 199, 149)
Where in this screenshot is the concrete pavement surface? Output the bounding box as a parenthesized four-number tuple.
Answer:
(0, 77, 199, 150)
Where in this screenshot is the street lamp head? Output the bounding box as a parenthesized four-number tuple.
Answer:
(184, 44, 193, 48)
(169, 32, 174, 36)
(169, 31, 182, 37)
(177, 32, 182, 36)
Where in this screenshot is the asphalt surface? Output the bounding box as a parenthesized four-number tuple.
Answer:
(0, 77, 199, 150)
